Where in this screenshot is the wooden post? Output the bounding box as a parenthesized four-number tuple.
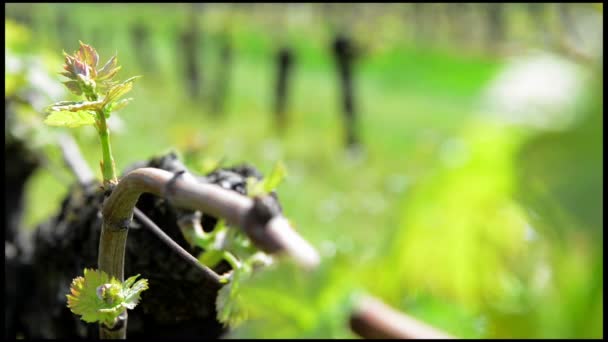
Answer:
(332, 34, 360, 150)
(558, 3, 581, 44)
(446, 3, 473, 48)
(131, 22, 155, 72)
(484, 3, 507, 53)
(274, 46, 295, 131)
(527, 3, 550, 46)
(210, 32, 233, 116)
(412, 3, 428, 47)
(55, 10, 72, 51)
(179, 6, 203, 100)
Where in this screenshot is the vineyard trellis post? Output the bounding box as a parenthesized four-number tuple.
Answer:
(131, 22, 156, 73)
(274, 46, 295, 132)
(179, 5, 204, 101)
(332, 34, 360, 150)
(210, 32, 233, 116)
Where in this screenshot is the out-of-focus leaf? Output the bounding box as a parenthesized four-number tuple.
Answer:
(376, 120, 531, 337)
(47, 100, 103, 113)
(62, 80, 83, 95)
(216, 265, 251, 327)
(246, 161, 288, 197)
(246, 177, 265, 197)
(222, 225, 258, 261)
(63, 53, 89, 79)
(198, 249, 225, 268)
(108, 98, 133, 112)
(510, 74, 603, 338)
(198, 156, 221, 175)
(5, 19, 30, 52)
(592, 3, 602, 13)
(103, 76, 141, 105)
(263, 161, 287, 193)
(97, 55, 120, 81)
(60, 70, 77, 80)
(227, 255, 360, 338)
(516, 77, 602, 238)
(44, 110, 96, 128)
(76, 41, 99, 69)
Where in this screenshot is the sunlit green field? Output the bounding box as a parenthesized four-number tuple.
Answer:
(7, 3, 602, 339)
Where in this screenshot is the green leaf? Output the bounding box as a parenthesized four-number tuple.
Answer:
(46, 100, 104, 113)
(63, 80, 82, 95)
(97, 55, 120, 81)
(198, 156, 221, 175)
(246, 161, 287, 197)
(60, 70, 77, 80)
(108, 98, 133, 112)
(246, 177, 265, 197)
(216, 265, 252, 327)
(44, 110, 96, 128)
(227, 256, 359, 338)
(198, 249, 225, 268)
(103, 76, 141, 105)
(122, 275, 149, 310)
(66, 268, 123, 326)
(263, 161, 287, 193)
(63, 53, 89, 78)
(77, 41, 99, 68)
(222, 225, 258, 261)
(66, 269, 149, 327)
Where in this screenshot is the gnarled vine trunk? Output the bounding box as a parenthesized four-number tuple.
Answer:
(8, 152, 280, 339)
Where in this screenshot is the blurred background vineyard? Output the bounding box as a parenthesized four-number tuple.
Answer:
(5, 3, 603, 338)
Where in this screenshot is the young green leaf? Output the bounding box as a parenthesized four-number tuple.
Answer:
(66, 268, 123, 326)
(44, 110, 96, 128)
(66, 268, 149, 327)
(76, 41, 99, 70)
(103, 76, 141, 105)
(108, 98, 133, 112)
(263, 161, 287, 193)
(246, 177, 265, 197)
(227, 256, 359, 338)
(63, 53, 89, 79)
(63, 80, 83, 95)
(96, 55, 120, 81)
(246, 161, 288, 197)
(122, 274, 149, 310)
(222, 225, 258, 261)
(46, 100, 104, 113)
(216, 264, 252, 327)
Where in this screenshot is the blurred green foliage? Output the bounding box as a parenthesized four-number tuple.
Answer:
(5, 3, 602, 339)
(227, 256, 361, 339)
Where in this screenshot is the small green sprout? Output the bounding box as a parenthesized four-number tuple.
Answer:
(246, 161, 287, 197)
(44, 41, 140, 188)
(216, 262, 252, 327)
(66, 268, 149, 328)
